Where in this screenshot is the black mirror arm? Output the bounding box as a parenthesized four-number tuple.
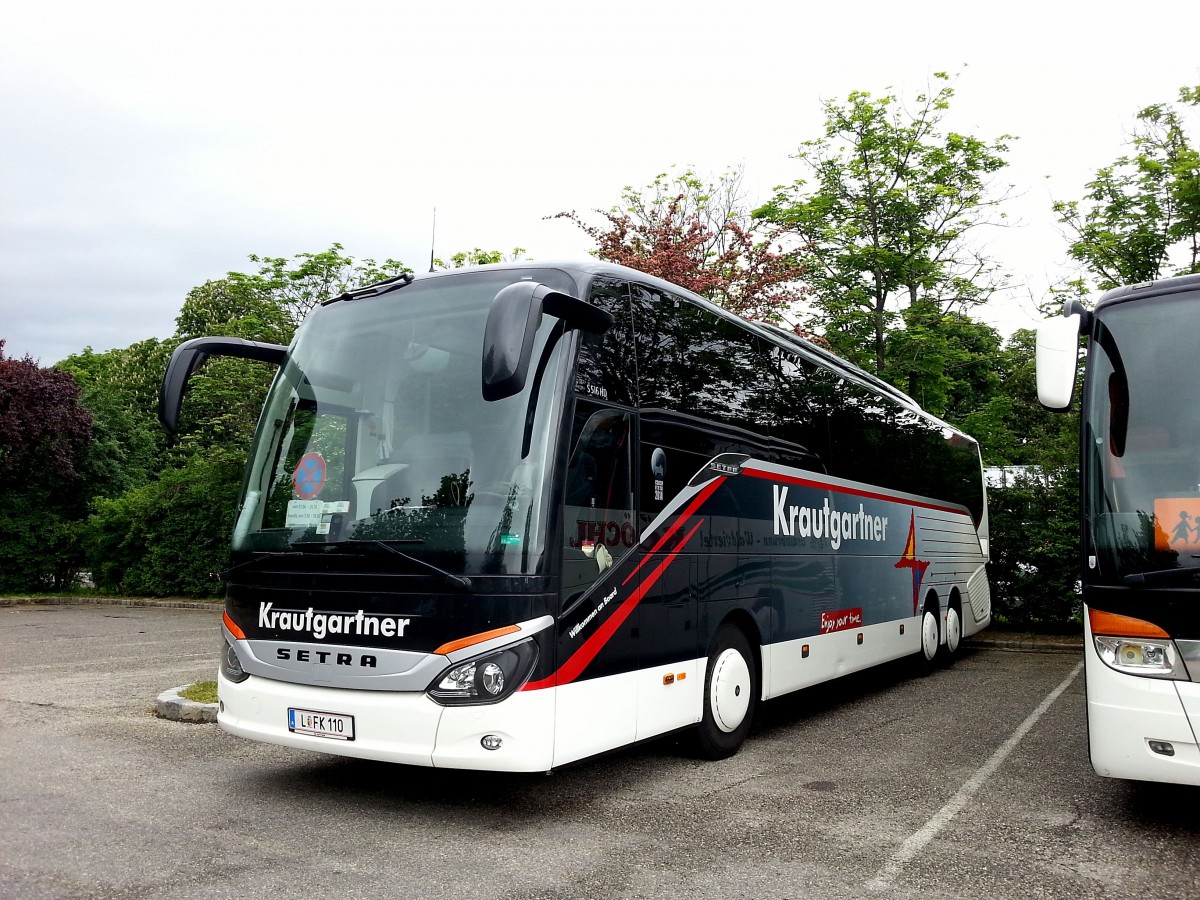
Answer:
(159, 336, 287, 434)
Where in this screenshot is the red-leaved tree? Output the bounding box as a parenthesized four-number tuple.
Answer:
(0, 340, 94, 591)
(554, 168, 809, 323)
(0, 340, 93, 481)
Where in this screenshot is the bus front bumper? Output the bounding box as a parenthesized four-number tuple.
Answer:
(1086, 647, 1200, 786)
(217, 671, 556, 772)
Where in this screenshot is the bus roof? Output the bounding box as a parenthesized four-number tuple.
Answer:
(353, 259, 972, 445)
(1093, 272, 1200, 312)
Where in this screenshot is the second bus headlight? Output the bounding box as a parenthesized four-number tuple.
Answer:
(427, 639, 538, 705)
(1094, 635, 1188, 680)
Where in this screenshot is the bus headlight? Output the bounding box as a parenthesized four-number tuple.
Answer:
(221, 636, 250, 683)
(427, 639, 538, 705)
(1094, 635, 1188, 680)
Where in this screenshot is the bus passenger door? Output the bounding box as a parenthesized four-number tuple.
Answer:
(555, 400, 639, 764)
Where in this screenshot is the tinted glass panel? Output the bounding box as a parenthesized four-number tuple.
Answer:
(1084, 291, 1200, 581)
(561, 400, 635, 606)
(575, 276, 636, 407)
(631, 284, 771, 436)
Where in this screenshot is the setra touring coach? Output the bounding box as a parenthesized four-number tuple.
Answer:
(160, 260, 991, 771)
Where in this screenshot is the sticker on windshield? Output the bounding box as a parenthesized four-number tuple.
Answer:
(293, 452, 327, 500)
(1155, 498, 1200, 552)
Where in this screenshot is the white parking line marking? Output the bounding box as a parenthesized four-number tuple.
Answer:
(866, 660, 1084, 892)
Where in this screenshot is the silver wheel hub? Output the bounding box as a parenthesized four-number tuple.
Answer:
(710, 648, 751, 733)
(946, 607, 962, 654)
(921, 610, 940, 661)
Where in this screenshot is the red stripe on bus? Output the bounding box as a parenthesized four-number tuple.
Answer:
(740, 467, 965, 516)
(622, 476, 725, 587)
(522, 519, 705, 691)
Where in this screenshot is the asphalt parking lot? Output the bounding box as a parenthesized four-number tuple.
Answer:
(1, 601, 1198, 900)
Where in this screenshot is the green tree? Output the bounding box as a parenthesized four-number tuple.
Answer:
(986, 468, 1081, 630)
(961, 329, 1079, 469)
(960, 328, 1082, 630)
(57, 339, 170, 499)
(882, 305, 1003, 421)
(1054, 85, 1200, 289)
(556, 167, 807, 322)
(84, 449, 246, 597)
(227, 243, 411, 327)
(755, 74, 1012, 374)
(80, 245, 416, 597)
(433, 247, 527, 269)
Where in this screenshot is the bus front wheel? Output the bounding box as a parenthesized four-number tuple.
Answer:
(917, 605, 940, 675)
(694, 624, 759, 760)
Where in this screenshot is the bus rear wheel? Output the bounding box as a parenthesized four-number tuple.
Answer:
(943, 602, 962, 666)
(694, 624, 759, 760)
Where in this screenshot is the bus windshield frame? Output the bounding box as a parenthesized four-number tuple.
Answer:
(231, 266, 579, 578)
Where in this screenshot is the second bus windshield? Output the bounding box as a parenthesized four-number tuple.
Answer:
(1085, 289, 1200, 581)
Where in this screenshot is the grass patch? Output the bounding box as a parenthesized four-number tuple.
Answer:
(178, 680, 218, 704)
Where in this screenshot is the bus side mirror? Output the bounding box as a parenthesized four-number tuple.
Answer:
(481, 282, 614, 401)
(159, 336, 287, 434)
(1035, 312, 1084, 410)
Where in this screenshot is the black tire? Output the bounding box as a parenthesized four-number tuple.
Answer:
(694, 624, 759, 760)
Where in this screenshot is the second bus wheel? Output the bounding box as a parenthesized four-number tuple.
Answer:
(694, 624, 759, 760)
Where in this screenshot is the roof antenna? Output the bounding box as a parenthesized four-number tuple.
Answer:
(428, 207, 437, 273)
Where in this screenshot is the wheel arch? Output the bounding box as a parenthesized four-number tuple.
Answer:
(712, 608, 762, 671)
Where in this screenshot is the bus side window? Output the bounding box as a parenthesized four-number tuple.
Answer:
(576, 276, 637, 408)
(769, 349, 829, 473)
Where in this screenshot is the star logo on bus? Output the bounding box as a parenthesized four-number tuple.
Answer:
(895, 511, 931, 615)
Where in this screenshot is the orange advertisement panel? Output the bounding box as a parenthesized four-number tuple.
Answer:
(1154, 497, 1200, 552)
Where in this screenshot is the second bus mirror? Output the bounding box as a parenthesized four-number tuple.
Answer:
(481, 282, 614, 402)
(1035, 313, 1083, 410)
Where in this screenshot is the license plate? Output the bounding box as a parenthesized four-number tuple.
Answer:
(288, 707, 355, 741)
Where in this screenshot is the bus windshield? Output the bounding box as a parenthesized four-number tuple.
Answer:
(1085, 290, 1200, 582)
(231, 267, 578, 577)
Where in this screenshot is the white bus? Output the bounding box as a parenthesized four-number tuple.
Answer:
(161, 260, 992, 771)
(1038, 272, 1200, 785)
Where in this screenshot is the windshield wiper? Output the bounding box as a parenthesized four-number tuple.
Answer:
(341, 540, 472, 592)
(322, 272, 415, 305)
(1123, 566, 1200, 585)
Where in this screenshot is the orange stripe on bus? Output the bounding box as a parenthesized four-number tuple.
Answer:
(435, 625, 521, 656)
(222, 611, 246, 640)
(1089, 608, 1170, 639)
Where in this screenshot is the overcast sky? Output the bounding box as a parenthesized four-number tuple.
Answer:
(2, 1, 1197, 365)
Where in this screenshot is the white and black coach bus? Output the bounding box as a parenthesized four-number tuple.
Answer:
(160, 260, 991, 771)
(1038, 273, 1200, 785)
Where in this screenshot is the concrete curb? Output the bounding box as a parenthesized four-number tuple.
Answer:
(0, 596, 220, 611)
(155, 685, 218, 724)
(966, 636, 1082, 654)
